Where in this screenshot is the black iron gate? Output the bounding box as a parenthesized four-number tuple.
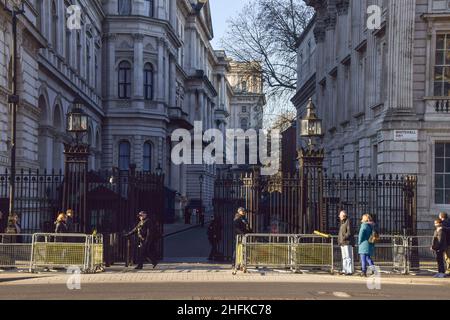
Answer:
(0, 168, 166, 263)
(214, 172, 417, 260)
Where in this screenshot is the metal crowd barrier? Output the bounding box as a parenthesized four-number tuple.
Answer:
(234, 234, 334, 273)
(29, 233, 104, 273)
(235, 234, 441, 275)
(0, 234, 33, 269)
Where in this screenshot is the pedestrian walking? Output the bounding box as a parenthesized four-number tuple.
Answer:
(66, 209, 75, 233)
(438, 212, 450, 274)
(232, 207, 252, 272)
(125, 211, 159, 270)
(55, 213, 68, 233)
(338, 210, 354, 275)
(358, 214, 378, 277)
(431, 219, 448, 278)
(207, 215, 222, 261)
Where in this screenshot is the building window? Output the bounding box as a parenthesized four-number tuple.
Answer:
(51, 1, 58, 50)
(241, 118, 248, 130)
(144, 63, 154, 100)
(241, 81, 247, 92)
(76, 31, 81, 72)
(143, 142, 152, 172)
(242, 106, 247, 113)
(144, 0, 154, 17)
(86, 40, 91, 85)
(435, 143, 450, 204)
(36, 0, 42, 32)
(95, 53, 98, 90)
(434, 34, 450, 96)
(119, 141, 131, 171)
(118, 0, 132, 15)
(118, 61, 132, 99)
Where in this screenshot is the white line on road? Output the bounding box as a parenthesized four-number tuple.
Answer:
(332, 291, 351, 298)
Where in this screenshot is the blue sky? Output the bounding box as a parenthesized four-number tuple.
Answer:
(210, 0, 251, 49)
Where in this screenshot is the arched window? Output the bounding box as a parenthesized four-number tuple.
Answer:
(51, 1, 58, 50)
(118, 61, 132, 99)
(118, 0, 131, 15)
(241, 118, 248, 130)
(144, 0, 154, 17)
(119, 141, 131, 171)
(144, 63, 154, 100)
(143, 142, 152, 172)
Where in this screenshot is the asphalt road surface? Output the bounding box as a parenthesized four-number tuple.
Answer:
(0, 281, 449, 300)
(164, 224, 211, 261)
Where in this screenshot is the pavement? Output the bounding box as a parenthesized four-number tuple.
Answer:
(0, 224, 447, 299)
(0, 263, 449, 300)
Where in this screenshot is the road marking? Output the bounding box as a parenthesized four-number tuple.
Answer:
(333, 291, 351, 298)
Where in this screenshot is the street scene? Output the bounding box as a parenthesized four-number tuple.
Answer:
(0, 0, 449, 305)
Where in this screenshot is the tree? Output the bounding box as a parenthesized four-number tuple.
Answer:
(222, 0, 313, 99)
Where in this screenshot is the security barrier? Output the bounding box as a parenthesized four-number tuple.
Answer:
(296, 235, 334, 272)
(234, 234, 333, 273)
(30, 233, 104, 273)
(234, 234, 441, 275)
(0, 234, 33, 269)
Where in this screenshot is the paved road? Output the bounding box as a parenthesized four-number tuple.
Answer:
(0, 265, 448, 300)
(0, 280, 448, 300)
(164, 224, 211, 261)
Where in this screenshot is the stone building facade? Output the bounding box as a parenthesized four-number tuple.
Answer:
(292, 0, 450, 232)
(0, 0, 263, 221)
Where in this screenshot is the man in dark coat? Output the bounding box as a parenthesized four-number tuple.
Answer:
(338, 210, 354, 275)
(126, 211, 159, 270)
(207, 215, 222, 261)
(432, 219, 448, 278)
(233, 207, 252, 236)
(232, 208, 252, 269)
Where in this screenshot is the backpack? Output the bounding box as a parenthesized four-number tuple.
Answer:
(368, 225, 380, 244)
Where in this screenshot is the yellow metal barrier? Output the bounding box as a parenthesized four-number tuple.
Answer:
(232, 234, 334, 274)
(30, 233, 104, 273)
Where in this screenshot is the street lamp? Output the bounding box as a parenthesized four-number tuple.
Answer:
(300, 98, 323, 150)
(67, 98, 89, 143)
(298, 98, 325, 234)
(63, 98, 90, 233)
(4, 0, 25, 234)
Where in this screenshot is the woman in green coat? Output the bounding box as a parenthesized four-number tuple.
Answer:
(358, 214, 376, 277)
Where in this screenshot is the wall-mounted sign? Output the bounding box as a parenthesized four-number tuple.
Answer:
(394, 130, 418, 141)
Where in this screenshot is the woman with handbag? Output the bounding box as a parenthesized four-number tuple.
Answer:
(358, 214, 378, 277)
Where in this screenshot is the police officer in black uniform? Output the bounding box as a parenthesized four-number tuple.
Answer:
(126, 211, 159, 270)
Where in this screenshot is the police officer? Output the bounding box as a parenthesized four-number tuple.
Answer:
(126, 211, 158, 270)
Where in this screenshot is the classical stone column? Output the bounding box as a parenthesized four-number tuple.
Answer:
(133, 34, 144, 98)
(169, 56, 176, 107)
(386, 0, 416, 111)
(104, 34, 116, 99)
(157, 38, 165, 101)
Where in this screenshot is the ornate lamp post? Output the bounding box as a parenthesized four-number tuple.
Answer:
(4, 0, 25, 234)
(298, 98, 325, 234)
(63, 98, 90, 233)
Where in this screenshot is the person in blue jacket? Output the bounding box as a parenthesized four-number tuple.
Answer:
(358, 214, 377, 277)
